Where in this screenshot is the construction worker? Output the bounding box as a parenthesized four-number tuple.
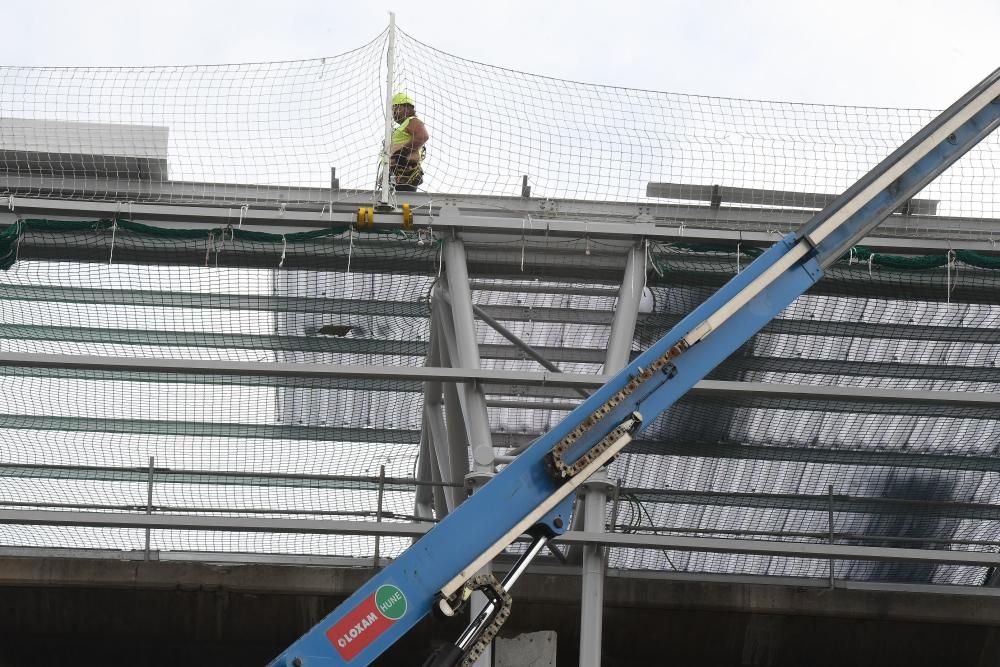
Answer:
(389, 93, 429, 192)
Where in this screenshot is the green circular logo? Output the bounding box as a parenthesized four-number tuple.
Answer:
(375, 584, 407, 621)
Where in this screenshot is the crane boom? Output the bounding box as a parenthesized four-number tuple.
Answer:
(269, 68, 1000, 667)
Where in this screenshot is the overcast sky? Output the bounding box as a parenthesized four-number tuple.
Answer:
(2, 0, 997, 109)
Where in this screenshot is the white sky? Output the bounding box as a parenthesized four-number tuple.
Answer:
(2, 0, 997, 109)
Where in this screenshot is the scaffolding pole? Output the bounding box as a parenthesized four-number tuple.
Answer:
(378, 12, 397, 208)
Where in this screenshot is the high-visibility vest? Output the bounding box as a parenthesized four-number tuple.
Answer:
(392, 117, 425, 161)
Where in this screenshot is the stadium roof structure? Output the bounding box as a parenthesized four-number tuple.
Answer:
(1, 23, 1000, 663)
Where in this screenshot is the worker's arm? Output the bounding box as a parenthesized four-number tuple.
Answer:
(391, 118, 429, 159)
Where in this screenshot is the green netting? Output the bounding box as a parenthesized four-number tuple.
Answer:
(0, 218, 419, 270)
(651, 241, 1000, 278)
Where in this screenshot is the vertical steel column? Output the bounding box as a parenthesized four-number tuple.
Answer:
(373, 465, 386, 568)
(435, 294, 473, 451)
(413, 426, 437, 522)
(579, 244, 645, 666)
(443, 239, 495, 667)
(604, 244, 645, 374)
(434, 295, 478, 498)
(424, 402, 460, 512)
(415, 301, 446, 522)
(144, 456, 154, 561)
(828, 484, 836, 589)
(443, 238, 495, 473)
(428, 296, 466, 513)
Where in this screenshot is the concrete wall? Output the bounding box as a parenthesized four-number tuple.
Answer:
(3, 557, 1000, 666)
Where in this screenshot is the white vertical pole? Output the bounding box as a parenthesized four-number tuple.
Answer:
(379, 12, 397, 207)
(442, 237, 495, 667)
(604, 245, 645, 374)
(442, 238, 495, 473)
(579, 243, 645, 666)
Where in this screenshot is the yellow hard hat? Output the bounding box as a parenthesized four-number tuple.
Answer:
(392, 92, 415, 106)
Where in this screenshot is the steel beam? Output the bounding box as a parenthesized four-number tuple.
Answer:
(0, 415, 424, 443)
(0, 462, 427, 492)
(0, 323, 434, 355)
(9, 353, 997, 386)
(9, 219, 999, 287)
(0, 375, 590, 403)
(1, 353, 996, 412)
(638, 440, 1000, 474)
(473, 303, 568, 374)
(12, 434, 1000, 491)
(0, 352, 609, 387)
(485, 399, 580, 411)
(0, 284, 430, 317)
(650, 253, 1000, 304)
(6, 199, 1000, 290)
(483, 306, 1000, 345)
(560, 531, 1000, 569)
(8, 193, 1000, 246)
(628, 488, 1000, 521)
(726, 356, 1000, 384)
(439, 289, 589, 372)
(2, 509, 999, 569)
(13, 306, 1000, 348)
(646, 182, 939, 215)
(470, 280, 620, 297)
(12, 430, 1000, 474)
(0, 340, 605, 366)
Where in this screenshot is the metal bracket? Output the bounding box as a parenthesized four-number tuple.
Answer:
(580, 475, 616, 496)
(464, 470, 494, 494)
(437, 202, 462, 219)
(538, 199, 559, 214)
(710, 184, 723, 209)
(635, 205, 654, 223)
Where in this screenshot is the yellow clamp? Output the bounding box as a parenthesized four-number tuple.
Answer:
(401, 203, 413, 230)
(356, 207, 374, 228)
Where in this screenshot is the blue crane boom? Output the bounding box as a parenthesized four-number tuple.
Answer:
(270, 68, 1000, 667)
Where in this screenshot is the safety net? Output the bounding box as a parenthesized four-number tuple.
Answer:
(1, 24, 1000, 589)
(2, 27, 998, 226)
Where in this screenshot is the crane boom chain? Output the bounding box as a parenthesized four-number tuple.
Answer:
(543, 343, 686, 480)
